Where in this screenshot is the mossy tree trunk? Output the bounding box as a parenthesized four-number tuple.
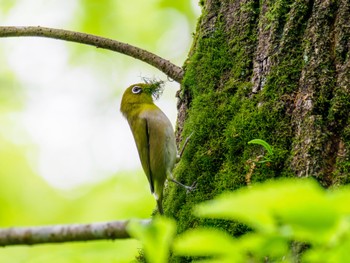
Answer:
(164, 0, 350, 258)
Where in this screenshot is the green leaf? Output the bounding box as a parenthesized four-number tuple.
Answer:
(329, 186, 350, 214)
(195, 178, 336, 236)
(173, 228, 289, 262)
(173, 228, 237, 256)
(127, 217, 176, 263)
(190, 178, 350, 262)
(277, 201, 339, 243)
(248, 139, 274, 155)
(194, 182, 279, 232)
(236, 233, 289, 261)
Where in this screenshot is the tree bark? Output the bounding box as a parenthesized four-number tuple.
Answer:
(166, 0, 350, 260)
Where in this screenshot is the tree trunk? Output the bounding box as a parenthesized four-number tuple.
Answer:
(164, 0, 350, 258)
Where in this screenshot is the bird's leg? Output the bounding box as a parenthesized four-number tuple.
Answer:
(176, 132, 193, 163)
(169, 177, 197, 194)
(172, 132, 196, 193)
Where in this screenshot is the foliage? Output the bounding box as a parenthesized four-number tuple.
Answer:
(128, 217, 176, 263)
(72, 0, 198, 70)
(248, 139, 274, 156)
(132, 178, 350, 262)
(248, 139, 274, 163)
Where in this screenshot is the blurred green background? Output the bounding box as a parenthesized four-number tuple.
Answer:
(0, 0, 199, 262)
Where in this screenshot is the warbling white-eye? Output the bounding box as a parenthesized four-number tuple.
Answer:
(120, 82, 194, 214)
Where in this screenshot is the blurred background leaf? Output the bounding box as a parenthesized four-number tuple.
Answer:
(173, 228, 239, 258)
(183, 178, 350, 262)
(127, 217, 176, 263)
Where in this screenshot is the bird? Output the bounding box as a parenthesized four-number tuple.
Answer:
(120, 82, 195, 214)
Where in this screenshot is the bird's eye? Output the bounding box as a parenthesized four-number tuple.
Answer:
(132, 86, 142, 94)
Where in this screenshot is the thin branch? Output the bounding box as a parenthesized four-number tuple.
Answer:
(0, 26, 184, 83)
(0, 219, 150, 246)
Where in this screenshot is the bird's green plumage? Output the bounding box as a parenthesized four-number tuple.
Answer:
(120, 83, 176, 214)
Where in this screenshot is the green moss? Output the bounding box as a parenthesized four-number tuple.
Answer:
(166, 0, 260, 225)
(265, 0, 294, 33)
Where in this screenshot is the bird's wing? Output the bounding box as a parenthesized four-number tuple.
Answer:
(131, 116, 154, 193)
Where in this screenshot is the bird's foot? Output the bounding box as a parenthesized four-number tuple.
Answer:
(169, 178, 197, 193)
(185, 181, 197, 194)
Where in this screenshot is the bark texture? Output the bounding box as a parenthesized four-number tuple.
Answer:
(166, 0, 350, 261)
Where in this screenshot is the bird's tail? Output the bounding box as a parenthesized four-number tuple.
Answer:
(156, 199, 164, 215)
(153, 186, 164, 215)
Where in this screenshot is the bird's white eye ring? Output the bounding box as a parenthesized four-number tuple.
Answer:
(132, 86, 142, 94)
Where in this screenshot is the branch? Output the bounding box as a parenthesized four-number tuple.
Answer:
(0, 26, 184, 83)
(0, 219, 150, 246)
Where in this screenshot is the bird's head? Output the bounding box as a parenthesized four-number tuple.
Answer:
(120, 81, 164, 116)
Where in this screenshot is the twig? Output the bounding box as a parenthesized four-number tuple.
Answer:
(177, 132, 193, 161)
(0, 26, 184, 83)
(245, 155, 263, 187)
(0, 219, 151, 246)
